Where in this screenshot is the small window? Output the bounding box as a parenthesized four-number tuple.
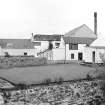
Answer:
(24, 52, 27, 56)
(55, 43, 60, 48)
(69, 43, 78, 50)
(34, 42, 41, 46)
(86, 44, 89, 47)
(71, 54, 74, 59)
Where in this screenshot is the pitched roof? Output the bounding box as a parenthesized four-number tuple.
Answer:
(0, 39, 35, 49)
(34, 34, 61, 41)
(63, 24, 97, 44)
(90, 37, 105, 49)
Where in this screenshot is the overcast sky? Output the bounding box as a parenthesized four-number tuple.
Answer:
(0, 0, 104, 38)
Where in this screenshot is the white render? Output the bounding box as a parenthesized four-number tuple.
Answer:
(34, 36, 65, 53)
(1, 49, 37, 57)
(38, 41, 105, 63)
(65, 44, 86, 61)
(84, 46, 105, 63)
(52, 48, 65, 60)
(83, 37, 105, 63)
(38, 48, 65, 60)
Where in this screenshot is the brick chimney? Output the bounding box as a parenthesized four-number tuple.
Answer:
(94, 12, 97, 35)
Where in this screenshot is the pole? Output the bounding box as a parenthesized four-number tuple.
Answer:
(65, 43, 66, 63)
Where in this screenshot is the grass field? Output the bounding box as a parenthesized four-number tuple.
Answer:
(0, 63, 95, 85)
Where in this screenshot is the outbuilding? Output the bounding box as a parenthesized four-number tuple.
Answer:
(0, 39, 36, 57)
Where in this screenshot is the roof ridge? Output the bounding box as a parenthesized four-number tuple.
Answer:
(64, 24, 95, 37)
(0, 38, 30, 40)
(64, 24, 87, 37)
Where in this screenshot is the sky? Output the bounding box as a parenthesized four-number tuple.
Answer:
(0, 0, 105, 39)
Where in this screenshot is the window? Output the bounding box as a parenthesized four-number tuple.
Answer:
(24, 52, 27, 56)
(71, 54, 74, 59)
(55, 43, 60, 48)
(86, 44, 89, 47)
(34, 42, 41, 46)
(69, 43, 78, 50)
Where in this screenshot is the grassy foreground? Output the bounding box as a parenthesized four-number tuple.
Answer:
(0, 63, 95, 85)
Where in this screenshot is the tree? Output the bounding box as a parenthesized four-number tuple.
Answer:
(48, 41, 53, 50)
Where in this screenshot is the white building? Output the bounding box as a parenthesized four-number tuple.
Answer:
(37, 24, 98, 62)
(0, 39, 37, 57)
(84, 37, 105, 63)
(32, 24, 105, 64)
(63, 24, 97, 61)
(31, 34, 65, 53)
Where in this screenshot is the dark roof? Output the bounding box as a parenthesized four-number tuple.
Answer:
(0, 39, 35, 49)
(63, 24, 97, 44)
(34, 34, 62, 41)
(63, 37, 96, 44)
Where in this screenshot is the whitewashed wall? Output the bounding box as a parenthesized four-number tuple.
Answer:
(83, 47, 105, 63)
(52, 48, 65, 60)
(35, 41, 49, 52)
(1, 49, 37, 57)
(34, 37, 65, 53)
(65, 44, 86, 60)
(83, 47, 94, 62)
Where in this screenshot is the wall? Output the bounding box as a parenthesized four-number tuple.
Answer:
(95, 49, 105, 63)
(37, 42, 105, 63)
(34, 41, 49, 52)
(34, 37, 65, 53)
(1, 49, 37, 57)
(38, 50, 53, 60)
(39, 43, 87, 61)
(83, 47, 105, 63)
(37, 48, 65, 61)
(52, 48, 65, 60)
(65, 44, 86, 61)
(83, 47, 94, 63)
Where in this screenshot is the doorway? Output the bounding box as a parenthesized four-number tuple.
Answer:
(78, 53, 83, 61)
(92, 51, 95, 63)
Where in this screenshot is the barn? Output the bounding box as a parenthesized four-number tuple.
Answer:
(37, 24, 97, 62)
(32, 34, 64, 52)
(0, 39, 36, 57)
(63, 24, 97, 61)
(84, 37, 105, 63)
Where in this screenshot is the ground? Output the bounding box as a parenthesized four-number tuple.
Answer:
(0, 63, 95, 84)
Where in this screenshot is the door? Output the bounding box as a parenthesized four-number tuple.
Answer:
(92, 51, 95, 63)
(78, 53, 83, 61)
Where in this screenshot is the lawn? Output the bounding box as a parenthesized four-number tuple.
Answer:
(0, 64, 95, 84)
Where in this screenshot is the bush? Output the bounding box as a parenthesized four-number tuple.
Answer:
(99, 80, 105, 97)
(42, 78, 52, 85)
(86, 73, 93, 80)
(54, 77, 64, 84)
(16, 83, 27, 90)
(4, 52, 10, 57)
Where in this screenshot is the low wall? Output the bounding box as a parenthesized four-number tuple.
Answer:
(0, 56, 47, 69)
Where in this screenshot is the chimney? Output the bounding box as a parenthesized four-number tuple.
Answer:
(94, 12, 97, 35)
